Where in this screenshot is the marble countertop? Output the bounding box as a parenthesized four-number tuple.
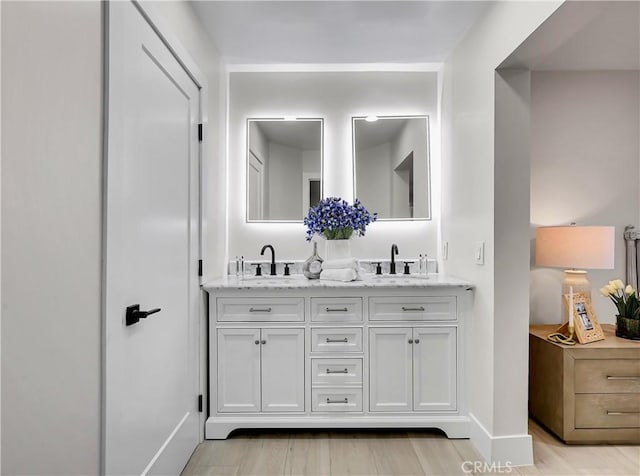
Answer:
(202, 273, 473, 291)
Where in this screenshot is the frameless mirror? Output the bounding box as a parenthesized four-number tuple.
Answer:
(247, 118, 323, 222)
(353, 115, 431, 220)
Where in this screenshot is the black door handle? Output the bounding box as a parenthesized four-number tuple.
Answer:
(126, 304, 161, 326)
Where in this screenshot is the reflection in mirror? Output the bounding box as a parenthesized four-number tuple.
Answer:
(353, 116, 430, 220)
(247, 118, 323, 222)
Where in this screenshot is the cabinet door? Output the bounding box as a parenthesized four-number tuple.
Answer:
(369, 327, 413, 412)
(261, 328, 305, 412)
(217, 328, 261, 413)
(413, 327, 457, 411)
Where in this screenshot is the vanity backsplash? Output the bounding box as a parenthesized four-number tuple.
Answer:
(227, 258, 438, 277)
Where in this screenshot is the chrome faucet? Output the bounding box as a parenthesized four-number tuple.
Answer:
(390, 244, 399, 274)
(260, 244, 277, 276)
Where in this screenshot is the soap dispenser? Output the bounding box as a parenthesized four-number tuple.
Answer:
(303, 241, 323, 279)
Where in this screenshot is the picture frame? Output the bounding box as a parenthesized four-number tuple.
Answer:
(564, 292, 605, 344)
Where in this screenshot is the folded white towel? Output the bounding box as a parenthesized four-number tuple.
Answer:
(320, 268, 359, 282)
(322, 258, 359, 270)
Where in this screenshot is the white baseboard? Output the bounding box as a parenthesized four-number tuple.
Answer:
(469, 413, 533, 467)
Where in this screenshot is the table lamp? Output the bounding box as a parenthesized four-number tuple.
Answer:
(536, 225, 615, 317)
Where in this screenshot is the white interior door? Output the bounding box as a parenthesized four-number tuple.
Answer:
(248, 151, 264, 220)
(105, 1, 201, 474)
(369, 327, 413, 412)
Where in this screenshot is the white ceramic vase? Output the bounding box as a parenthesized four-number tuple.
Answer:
(325, 239, 352, 261)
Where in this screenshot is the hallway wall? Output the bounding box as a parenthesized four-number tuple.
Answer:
(530, 71, 640, 325)
(1, 2, 103, 474)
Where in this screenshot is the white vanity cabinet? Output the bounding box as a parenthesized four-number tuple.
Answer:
(369, 326, 457, 412)
(204, 275, 472, 440)
(217, 327, 305, 413)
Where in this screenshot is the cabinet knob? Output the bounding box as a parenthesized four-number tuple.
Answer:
(414, 338, 420, 344)
(261, 339, 266, 345)
(254, 340, 260, 345)
(408, 339, 414, 344)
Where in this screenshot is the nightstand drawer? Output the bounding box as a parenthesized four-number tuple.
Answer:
(575, 394, 640, 428)
(575, 359, 640, 393)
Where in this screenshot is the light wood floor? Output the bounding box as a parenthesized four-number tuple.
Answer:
(181, 419, 640, 475)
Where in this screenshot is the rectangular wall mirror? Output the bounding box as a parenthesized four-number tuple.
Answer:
(353, 115, 431, 220)
(247, 118, 323, 222)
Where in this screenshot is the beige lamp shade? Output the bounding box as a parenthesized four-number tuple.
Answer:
(535, 226, 615, 269)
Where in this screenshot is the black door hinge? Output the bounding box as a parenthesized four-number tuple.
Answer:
(198, 394, 203, 413)
(198, 123, 203, 142)
(198, 260, 203, 277)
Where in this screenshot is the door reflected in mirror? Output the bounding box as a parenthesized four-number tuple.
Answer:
(353, 116, 431, 220)
(247, 118, 323, 222)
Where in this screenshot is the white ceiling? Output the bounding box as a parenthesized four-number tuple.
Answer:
(354, 117, 407, 150)
(355, 118, 407, 151)
(254, 120, 322, 150)
(190, 1, 491, 64)
(500, 1, 640, 71)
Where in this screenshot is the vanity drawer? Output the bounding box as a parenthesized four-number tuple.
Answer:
(575, 394, 640, 428)
(217, 298, 304, 322)
(311, 358, 363, 386)
(575, 360, 640, 394)
(311, 388, 363, 412)
(311, 327, 363, 353)
(369, 296, 456, 321)
(311, 297, 363, 322)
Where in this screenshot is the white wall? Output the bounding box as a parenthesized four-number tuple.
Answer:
(392, 118, 429, 218)
(249, 122, 269, 216)
(0, 2, 3, 468)
(493, 68, 533, 445)
(249, 122, 269, 162)
(530, 71, 640, 325)
(302, 149, 320, 175)
(268, 142, 303, 219)
(227, 71, 438, 263)
(357, 143, 392, 218)
(1, 2, 103, 474)
(441, 0, 562, 465)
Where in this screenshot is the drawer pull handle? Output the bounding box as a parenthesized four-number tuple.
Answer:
(326, 368, 349, 374)
(326, 307, 348, 312)
(327, 398, 349, 404)
(402, 306, 425, 312)
(607, 376, 640, 380)
(326, 337, 348, 343)
(249, 307, 272, 313)
(607, 411, 640, 415)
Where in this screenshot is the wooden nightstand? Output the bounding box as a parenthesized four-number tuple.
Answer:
(529, 324, 640, 444)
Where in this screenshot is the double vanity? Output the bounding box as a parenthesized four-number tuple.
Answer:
(203, 273, 472, 440)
